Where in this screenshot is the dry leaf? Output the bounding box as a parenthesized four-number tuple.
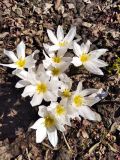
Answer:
(81, 130, 89, 139)
(43, 3, 53, 14)
(110, 122, 120, 132)
(107, 143, 118, 153)
(55, 0, 62, 10)
(83, 0, 91, 4)
(89, 142, 101, 154)
(67, 3, 75, 9)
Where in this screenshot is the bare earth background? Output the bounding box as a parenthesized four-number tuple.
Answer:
(0, 0, 120, 159)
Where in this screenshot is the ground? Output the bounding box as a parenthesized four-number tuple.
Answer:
(0, 0, 120, 159)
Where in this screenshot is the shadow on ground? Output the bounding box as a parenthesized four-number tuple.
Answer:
(0, 74, 37, 141)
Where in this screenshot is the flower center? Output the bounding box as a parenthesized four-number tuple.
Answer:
(52, 56, 62, 63)
(36, 83, 47, 94)
(45, 115, 55, 128)
(51, 67, 60, 76)
(80, 54, 90, 63)
(73, 95, 84, 107)
(62, 89, 71, 98)
(58, 41, 68, 47)
(16, 58, 26, 69)
(55, 104, 66, 116)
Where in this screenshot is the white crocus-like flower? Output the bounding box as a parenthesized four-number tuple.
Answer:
(46, 25, 76, 56)
(0, 41, 36, 73)
(46, 62, 70, 80)
(71, 81, 102, 121)
(15, 64, 44, 89)
(48, 99, 71, 126)
(31, 106, 65, 147)
(72, 41, 108, 75)
(58, 74, 72, 99)
(20, 65, 60, 107)
(43, 50, 72, 69)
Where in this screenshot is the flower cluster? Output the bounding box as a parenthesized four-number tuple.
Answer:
(0, 26, 108, 147)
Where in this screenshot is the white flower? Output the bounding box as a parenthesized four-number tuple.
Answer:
(45, 25, 76, 56)
(18, 65, 60, 106)
(71, 81, 102, 121)
(46, 62, 70, 80)
(0, 41, 36, 73)
(47, 100, 71, 126)
(15, 64, 43, 88)
(72, 41, 108, 75)
(58, 74, 72, 99)
(43, 49, 72, 69)
(31, 106, 65, 147)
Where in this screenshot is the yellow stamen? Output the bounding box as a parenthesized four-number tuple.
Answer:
(51, 67, 60, 76)
(80, 54, 90, 63)
(52, 56, 62, 63)
(55, 104, 66, 116)
(58, 41, 68, 47)
(36, 83, 47, 94)
(16, 58, 26, 69)
(45, 115, 55, 128)
(62, 89, 71, 98)
(73, 95, 84, 107)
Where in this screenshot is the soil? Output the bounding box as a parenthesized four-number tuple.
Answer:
(0, 0, 120, 159)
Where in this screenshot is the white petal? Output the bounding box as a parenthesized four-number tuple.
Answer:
(64, 26, 76, 42)
(72, 57, 82, 67)
(89, 49, 108, 59)
(17, 41, 25, 59)
(4, 50, 18, 62)
(43, 44, 55, 57)
(14, 69, 28, 80)
(47, 29, 58, 44)
(40, 73, 49, 83)
(83, 40, 91, 53)
(56, 123, 66, 132)
(36, 128, 47, 143)
(73, 42, 83, 57)
(27, 69, 37, 85)
(57, 26, 64, 41)
(12, 69, 22, 75)
(43, 59, 51, 69)
(0, 63, 16, 68)
(91, 59, 108, 68)
(84, 97, 97, 106)
(15, 80, 30, 88)
(36, 64, 46, 75)
(44, 91, 57, 102)
(80, 89, 98, 96)
(57, 48, 67, 56)
(47, 128, 58, 147)
(49, 45, 60, 52)
(30, 93, 43, 107)
(25, 55, 36, 68)
(79, 106, 100, 121)
(76, 81, 83, 92)
(22, 85, 36, 97)
(84, 61, 104, 75)
(31, 118, 45, 129)
(60, 63, 70, 73)
(38, 106, 47, 117)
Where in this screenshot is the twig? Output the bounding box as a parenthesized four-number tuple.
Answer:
(62, 133, 72, 152)
(25, 148, 31, 160)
